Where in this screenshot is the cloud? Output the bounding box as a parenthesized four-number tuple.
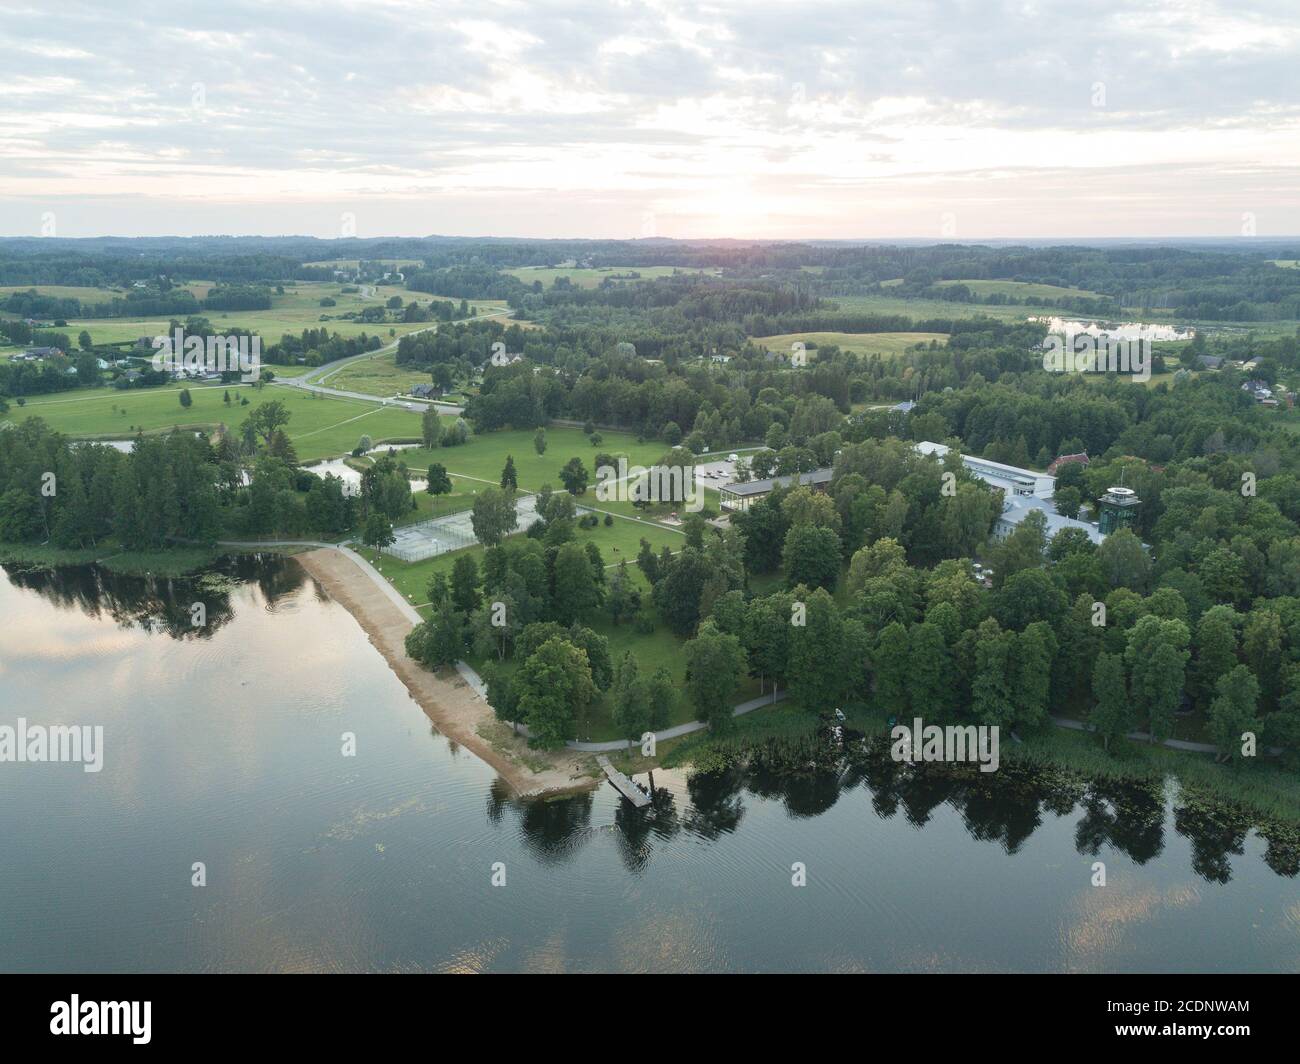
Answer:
(0, 0, 1296, 236)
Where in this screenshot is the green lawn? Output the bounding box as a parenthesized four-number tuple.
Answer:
(352, 487, 736, 743)
(14, 382, 424, 462)
(396, 426, 670, 492)
(355, 513, 682, 609)
(316, 350, 436, 397)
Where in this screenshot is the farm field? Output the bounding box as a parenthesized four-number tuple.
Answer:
(503, 265, 718, 289)
(829, 292, 1281, 337)
(752, 330, 948, 358)
(828, 292, 1043, 322)
(14, 382, 424, 461)
(316, 350, 435, 396)
(6, 281, 450, 347)
(302, 258, 424, 270)
(933, 279, 1107, 300)
(0, 284, 130, 303)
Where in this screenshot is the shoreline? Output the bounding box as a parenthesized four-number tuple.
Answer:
(293, 547, 601, 798)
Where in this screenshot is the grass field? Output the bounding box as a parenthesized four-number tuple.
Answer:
(391, 426, 671, 491)
(833, 291, 1290, 339)
(302, 258, 424, 269)
(933, 279, 1107, 300)
(830, 293, 1043, 322)
(0, 284, 129, 303)
(503, 265, 718, 289)
(356, 506, 682, 606)
(316, 350, 435, 396)
(352, 422, 753, 740)
(14, 381, 425, 461)
(4, 281, 458, 348)
(355, 514, 736, 742)
(752, 330, 948, 358)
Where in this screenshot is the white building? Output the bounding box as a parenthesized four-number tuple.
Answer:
(915, 441, 1105, 545)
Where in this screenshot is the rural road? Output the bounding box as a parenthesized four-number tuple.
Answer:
(272, 306, 511, 413)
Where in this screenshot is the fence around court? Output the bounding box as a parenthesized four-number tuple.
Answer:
(380, 494, 540, 563)
(382, 513, 478, 562)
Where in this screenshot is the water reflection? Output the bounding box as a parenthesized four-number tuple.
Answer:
(1032, 316, 1195, 342)
(2, 559, 1297, 972)
(5, 560, 1298, 886)
(476, 733, 1300, 887)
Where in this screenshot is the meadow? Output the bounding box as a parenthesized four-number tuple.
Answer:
(1, 281, 482, 348)
(316, 351, 440, 397)
(932, 279, 1107, 300)
(503, 265, 718, 289)
(14, 381, 425, 462)
(827, 292, 1043, 322)
(829, 290, 1293, 340)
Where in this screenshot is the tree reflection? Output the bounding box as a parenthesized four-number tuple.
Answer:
(2, 558, 256, 640)
(1074, 781, 1166, 866)
(501, 732, 1296, 885)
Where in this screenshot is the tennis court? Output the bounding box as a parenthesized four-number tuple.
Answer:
(381, 494, 541, 562)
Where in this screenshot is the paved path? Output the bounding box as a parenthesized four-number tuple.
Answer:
(1051, 715, 1281, 756)
(224, 541, 1268, 763)
(218, 538, 425, 624)
(273, 308, 508, 411)
(217, 537, 785, 752)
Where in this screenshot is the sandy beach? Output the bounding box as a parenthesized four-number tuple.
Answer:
(294, 548, 599, 798)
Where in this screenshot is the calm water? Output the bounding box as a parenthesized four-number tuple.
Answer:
(1, 560, 1297, 973)
(1032, 317, 1196, 342)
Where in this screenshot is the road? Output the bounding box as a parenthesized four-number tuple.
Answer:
(271, 307, 510, 413)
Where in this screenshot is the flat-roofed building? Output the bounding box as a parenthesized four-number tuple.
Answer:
(718, 467, 833, 511)
(915, 441, 1106, 544)
(915, 440, 1056, 498)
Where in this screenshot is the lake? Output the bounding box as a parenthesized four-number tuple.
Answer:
(1032, 317, 1196, 342)
(1, 559, 1296, 973)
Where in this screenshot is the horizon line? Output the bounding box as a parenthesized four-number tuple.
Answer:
(1, 233, 1298, 245)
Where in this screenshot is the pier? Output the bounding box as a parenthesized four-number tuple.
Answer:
(596, 755, 651, 808)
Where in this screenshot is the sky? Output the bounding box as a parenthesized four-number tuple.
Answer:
(0, 0, 1297, 240)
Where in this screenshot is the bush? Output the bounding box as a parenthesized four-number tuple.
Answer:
(603, 513, 614, 526)
(633, 612, 656, 635)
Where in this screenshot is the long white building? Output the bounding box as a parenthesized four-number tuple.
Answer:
(915, 441, 1106, 545)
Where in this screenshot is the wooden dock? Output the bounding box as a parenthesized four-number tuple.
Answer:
(596, 755, 651, 808)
